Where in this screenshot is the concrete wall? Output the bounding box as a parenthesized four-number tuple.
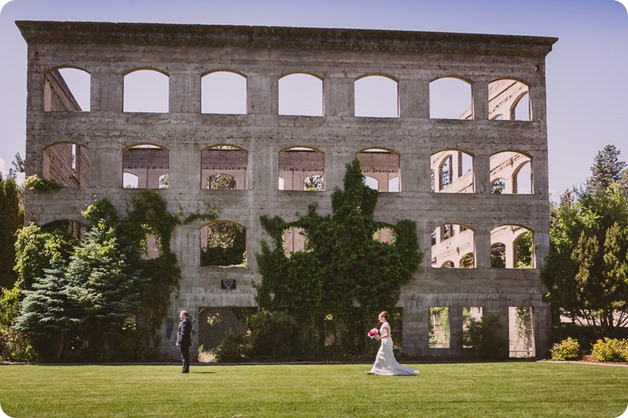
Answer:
(17, 21, 557, 359)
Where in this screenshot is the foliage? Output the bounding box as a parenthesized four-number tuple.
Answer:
(586, 144, 627, 194)
(23, 174, 63, 192)
(13, 263, 75, 360)
(590, 337, 628, 362)
(461, 313, 509, 359)
(12, 191, 181, 361)
(13, 223, 75, 291)
(249, 310, 298, 359)
(0, 175, 23, 289)
(212, 330, 252, 363)
(255, 159, 421, 355)
(200, 222, 246, 266)
(541, 146, 628, 338)
(549, 337, 581, 361)
(0, 287, 36, 361)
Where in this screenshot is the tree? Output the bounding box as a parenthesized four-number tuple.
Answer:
(65, 220, 143, 359)
(0, 175, 23, 289)
(586, 144, 627, 194)
(256, 159, 421, 354)
(541, 147, 628, 338)
(13, 263, 74, 360)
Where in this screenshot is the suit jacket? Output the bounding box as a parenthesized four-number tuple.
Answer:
(176, 317, 192, 347)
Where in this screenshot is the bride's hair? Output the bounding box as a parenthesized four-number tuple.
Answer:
(379, 311, 389, 320)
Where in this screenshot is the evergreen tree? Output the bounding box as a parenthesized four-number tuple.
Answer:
(541, 147, 628, 337)
(587, 144, 627, 194)
(65, 221, 143, 358)
(13, 262, 74, 360)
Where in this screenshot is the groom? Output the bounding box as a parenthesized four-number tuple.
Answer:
(176, 310, 192, 373)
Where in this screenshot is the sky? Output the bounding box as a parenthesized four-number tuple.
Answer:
(0, 0, 627, 198)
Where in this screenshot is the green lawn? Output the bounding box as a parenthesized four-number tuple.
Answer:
(1, 362, 627, 417)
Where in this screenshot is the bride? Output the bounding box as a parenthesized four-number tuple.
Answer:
(368, 311, 419, 376)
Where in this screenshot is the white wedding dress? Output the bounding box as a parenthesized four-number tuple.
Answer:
(368, 322, 419, 376)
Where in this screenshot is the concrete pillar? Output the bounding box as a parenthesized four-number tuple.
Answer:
(472, 81, 489, 120)
(248, 73, 276, 115)
(474, 153, 491, 194)
(91, 69, 122, 113)
(475, 229, 491, 269)
(324, 75, 354, 117)
(449, 306, 464, 350)
(416, 79, 430, 119)
(169, 143, 200, 190)
(399, 78, 421, 118)
(170, 71, 200, 114)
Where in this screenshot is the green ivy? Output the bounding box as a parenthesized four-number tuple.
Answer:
(255, 159, 422, 354)
(23, 174, 63, 192)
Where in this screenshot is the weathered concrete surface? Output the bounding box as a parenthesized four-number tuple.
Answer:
(17, 21, 557, 359)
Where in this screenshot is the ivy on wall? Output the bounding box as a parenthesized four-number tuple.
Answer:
(255, 159, 422, 353)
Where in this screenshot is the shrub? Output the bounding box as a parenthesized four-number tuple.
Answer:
(213, 331, 252, 363)
(590, 338, 628, 362)
(549, 337, 580, 361)
(249, 311, 298, 360)
(462, 313, 508, 360)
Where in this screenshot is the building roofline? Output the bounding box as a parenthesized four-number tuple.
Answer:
(15, 20, 558, 57)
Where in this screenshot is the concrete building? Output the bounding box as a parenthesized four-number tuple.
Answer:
(17, 21, 557, 359)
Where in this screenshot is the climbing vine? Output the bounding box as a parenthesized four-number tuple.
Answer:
(255, 159, 422, 354)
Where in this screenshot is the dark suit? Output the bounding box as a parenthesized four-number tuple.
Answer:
(176, 316, 192, 373)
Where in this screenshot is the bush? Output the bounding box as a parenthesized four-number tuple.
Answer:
(590, 338, 628, 362)
(249, 311, 298, 360)
(213, 331, 252, 363)
(462, 313, 508, 360)
(549, 337, 580, 361)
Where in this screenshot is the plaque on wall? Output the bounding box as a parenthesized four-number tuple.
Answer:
(221, 279, 236, 289)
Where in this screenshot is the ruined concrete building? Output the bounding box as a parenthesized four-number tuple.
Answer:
(17, 21, 557, 359)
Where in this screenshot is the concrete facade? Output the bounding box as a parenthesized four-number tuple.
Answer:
(17, 21, 557, 359)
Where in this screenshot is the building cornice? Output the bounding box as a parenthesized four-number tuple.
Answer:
(16, 21, 558, 58)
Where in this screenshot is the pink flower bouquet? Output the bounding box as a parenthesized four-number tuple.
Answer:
(368, 328, 379, 339)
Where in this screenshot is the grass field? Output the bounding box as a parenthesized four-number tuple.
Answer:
(1, 361, 627, 417)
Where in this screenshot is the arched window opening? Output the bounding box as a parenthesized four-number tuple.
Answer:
(208, 173, 236, 190)
(44, 67, 90, 112)
(491, 242, 506, 268)
(429, 307, 450, 349)
(441, 260, 454, 268)
(373, 227, 396, 244)
(462, 307, 483, 348)
(459, 253, 475, 268)
(490, 225, 534, 269)
(122, 144, 169, 189)
(43, 219, 86, 241)
(488, 79, 531, 121)
(278, 73, 323, 116)
(158, 174, 169, 189)
(142, 233, 161, 260)
(201, 145, 248, 190)
(201, 71, 247, 115)
(429, 77, 472, 119)
(284, 227, 307, 256)
(355, 75, 398, 118)
(490, 178, 506, 194)
(278, 147, 324, 191)
(357, 148, 400, 192)
(304, 175, 324, 191)
(431, 150, 474, 193)
(364, 176, 379, 190)
(43, 142, 90, 188)
(431, 224, 475, 269)
(200, 221, 247, 267)
(490, 152, 533, 195)
(123, 173, 139, 189)
(514, 161, 533, 194)
(514, 231, 534, 268)
(509, 307, 535, 358)
(123, 69, 169, 113)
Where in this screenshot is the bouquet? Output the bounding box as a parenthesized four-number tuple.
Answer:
(368, 328, 379, 339)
